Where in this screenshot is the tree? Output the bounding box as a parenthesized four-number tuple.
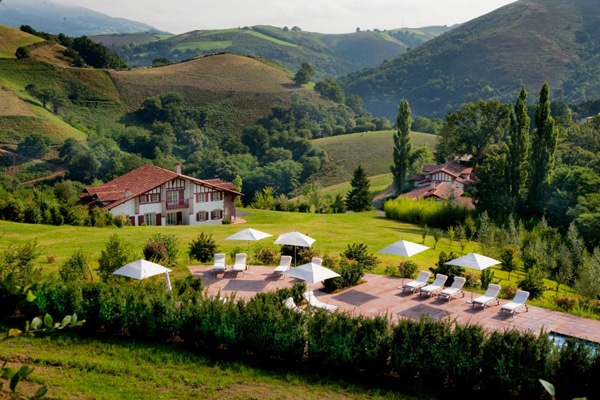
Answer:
(17, 133, 51, 158)
(528, 83, 557, 215)
(473, 144, 512, 219)
(575, 248, 600, 301)
(15, 46, 30, 59)
(506, 85, 530, 207)
(390, 99, 412, 192)
(345, 165, 371, 211)
(97, 235, 136, 282)
(293, 63, 315, 86)
(314, 77, 344, 103)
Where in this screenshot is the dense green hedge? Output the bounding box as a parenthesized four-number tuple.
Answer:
(4, 279, 600, 399)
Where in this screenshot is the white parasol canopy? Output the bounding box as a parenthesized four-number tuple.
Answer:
(445, 253, 502, 271)
(445, 252, 501, 302)
(274, 231, 316, 266)
(281, 260, 340, 283)
(378, 240, 430, 258)
(113, 259, 172, 280)
(225, 228, 272, 242)
(225, 228, 272, 273)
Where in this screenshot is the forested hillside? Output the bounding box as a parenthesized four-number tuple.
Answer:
(94, 25, 451, 79)
(341, 0, 600, 119)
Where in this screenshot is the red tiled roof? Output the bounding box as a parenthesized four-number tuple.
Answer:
(81, 164, 241, 210)
(401, 182, 464, 201)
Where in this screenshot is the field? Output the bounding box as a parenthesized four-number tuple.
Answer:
(312, 130, 438, 187)
(0, 26, 44, 58)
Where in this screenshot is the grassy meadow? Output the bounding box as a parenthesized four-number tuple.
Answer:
(313, 130, 438, 187)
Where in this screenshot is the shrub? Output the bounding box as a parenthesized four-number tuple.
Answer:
(519, 267, 547, 299)
(146, 234, 179, 267)
(254, 246, 278, 265)
(97, 234, 136, 282)
(59, 249, 92, 283)
(342, 243, 380, 271)
(322, 258, 364, 293)
(429, 251, 463, 284)
(143, 240, 169, 264)
(480, 268, 495, 289)
(188, 232, 217, 263)
(398, 260, 419, 279)
(499, 284, 517, 300)
(555, 296, 577, 311)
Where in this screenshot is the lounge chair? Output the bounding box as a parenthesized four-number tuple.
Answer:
(500, 290, 530, 315)
(274, 255, 292, 274)
(213, 253, 226, 276)
(303, 290, 337, 312)
(311, 257, 323, 265)
(418, 273, 448, 297)
(231, 253, 247, 275)
(399, 270, 431, 293)
(472, 283, 501, 309)
(283, 297, 303, 313)
(438, 277, 466, 301)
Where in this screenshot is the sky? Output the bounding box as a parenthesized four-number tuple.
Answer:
(52, 0, 517, 34)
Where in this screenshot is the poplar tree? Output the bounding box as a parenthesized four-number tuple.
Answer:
(390, 99, 412, 192)
(506, 85, 530, 206)
(528, 83, 557, 215)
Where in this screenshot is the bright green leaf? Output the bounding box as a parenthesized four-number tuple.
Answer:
(539, 379, 555, 396)
(31, 317, 43, 330)
(43, 313, 53, 328)
(33, 385, 49, 398)
(7, 329, 22, 338)
(61, 315, 72, 327)
(26, 290, 37, 302)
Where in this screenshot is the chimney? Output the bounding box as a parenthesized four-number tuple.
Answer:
(175, 162, 181, 175)
(430, 180, 436, 190)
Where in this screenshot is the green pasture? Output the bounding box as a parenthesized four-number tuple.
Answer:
(174, 40, 232, 51)
(312, 130, 438, 187)
(0, 335, 416, 400)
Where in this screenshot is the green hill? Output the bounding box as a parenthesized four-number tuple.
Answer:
(341, 0, 600, 118)
(92, 25, 452, 79)
(312, 130, 437, 187)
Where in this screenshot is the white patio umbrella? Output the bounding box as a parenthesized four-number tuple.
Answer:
(281, 259, 340, 301)
(274, 231, 316, 266)
(445, 252, 501, 302)
(225, 228, 272, 273)
(113, 259, 172, 291)
(378, 240, 430, 284)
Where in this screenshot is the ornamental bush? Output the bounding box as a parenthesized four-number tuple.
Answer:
(188, 232, 217, 263)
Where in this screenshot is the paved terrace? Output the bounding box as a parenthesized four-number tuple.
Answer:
(189, 265, 600, 343)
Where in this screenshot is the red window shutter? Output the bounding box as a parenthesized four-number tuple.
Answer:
(196, 213, 199, 222)
(156, 213, 162, 225)
(129, 216, 135, 226)
(138, 215, 144, 226)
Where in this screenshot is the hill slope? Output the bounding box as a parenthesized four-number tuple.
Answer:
(341, 0, 600, 118)
(94, 25, 452, 79)
(0, 0, 161, 36)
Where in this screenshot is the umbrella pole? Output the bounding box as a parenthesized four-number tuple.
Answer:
(245, 240, 253, 274)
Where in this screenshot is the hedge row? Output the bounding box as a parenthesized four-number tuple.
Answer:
(7, 279, 600, 399)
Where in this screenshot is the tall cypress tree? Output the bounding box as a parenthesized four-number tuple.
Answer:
(507, 85, 530, 206)
(345, 165, 371, 212)
(390, 99, 412, 192)
(528, 83, 557, 215)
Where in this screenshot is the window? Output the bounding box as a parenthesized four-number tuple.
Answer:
(167, 191, 179, 203)
(144, 213, 156, 226)
(212, 191, 224, 201)
(211, 209, 223, 220)
(196, 211, 208, 221)
(167, 213, 177, 226)
(139, 193, 159, 204)
(196, 192, 208, 203)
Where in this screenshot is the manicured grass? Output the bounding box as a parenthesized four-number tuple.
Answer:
(0, 335, 419, 400)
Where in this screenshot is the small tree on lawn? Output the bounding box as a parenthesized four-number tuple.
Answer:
(188, 232, 218, 263)
(345, 165, 372, 212)
(500, 245, 521, 280)
(98, 234, 136, 282)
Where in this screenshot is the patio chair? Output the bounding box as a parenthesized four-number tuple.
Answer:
(398, 270, 431, 293)
(283, 297, 303, 313)
(472, 283, 501, 309)
(274, 255, 292, 274)
(500, 290, 530, 316)
(437, 277, 466, 301)
(303, 290, 337, 312)
(213, 253, 226, 276)
(418, 273, 448, 297)
(231, 253, 247, 276)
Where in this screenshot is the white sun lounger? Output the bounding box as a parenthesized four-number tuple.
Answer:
(472, 283, 501, 309)
(274, 255, 292, 274)
(438, 277, 466, 301)
(399, 270, 431, 293)
(500, 290, 530, 315)
(418, 273, 448, 297)
(231, 253, 247, 276)
(303, 291, 337, 312)
(213, 253, 226, 276)
(283, 297, 303, 313)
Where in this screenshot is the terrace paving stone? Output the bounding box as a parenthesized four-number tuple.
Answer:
(190, 265, 600, 343)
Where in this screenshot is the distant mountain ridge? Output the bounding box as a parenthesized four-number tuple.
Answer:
(340, 0, 600, 118)
(0, 0, 163, 36)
